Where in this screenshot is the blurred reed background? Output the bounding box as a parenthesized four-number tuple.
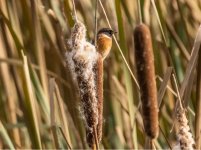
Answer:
(0, 0, 201, 149)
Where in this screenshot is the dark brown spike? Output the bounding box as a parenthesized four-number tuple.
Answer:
(133, 23, 159, 139)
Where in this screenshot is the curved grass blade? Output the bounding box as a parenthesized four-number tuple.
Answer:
(0, 121, 15, 150)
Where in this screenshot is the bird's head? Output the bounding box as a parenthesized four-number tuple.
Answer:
(97, 28, 116, 59)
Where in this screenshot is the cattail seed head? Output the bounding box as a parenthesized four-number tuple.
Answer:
(71, 21, 86, 49)
(173, 108, 195, 150)
(133, 23, 159, 139)
(86, 129, 94, 148)
(66, 21, 99, 146)
(66, 21, 106, 147)
(86, 53, 104, 147)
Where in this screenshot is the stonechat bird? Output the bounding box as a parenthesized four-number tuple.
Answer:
(96, 28, 116, 59)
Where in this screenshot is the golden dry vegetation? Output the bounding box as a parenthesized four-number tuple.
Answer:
(0, 0, 201, 149)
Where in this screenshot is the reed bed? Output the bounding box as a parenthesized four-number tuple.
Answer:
(0, 0, 201, 149)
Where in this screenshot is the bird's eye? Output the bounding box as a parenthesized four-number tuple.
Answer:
(109, 31, 113, 35)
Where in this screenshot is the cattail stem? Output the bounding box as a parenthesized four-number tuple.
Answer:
(94, 55, 104, 142)
(133, 23, 159, 139)
(93, 126, 99, 150)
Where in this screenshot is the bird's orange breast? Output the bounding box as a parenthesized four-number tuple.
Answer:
(97, 34, 112, 59)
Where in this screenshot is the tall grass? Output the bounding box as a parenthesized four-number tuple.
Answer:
(0, 0, 201, 149)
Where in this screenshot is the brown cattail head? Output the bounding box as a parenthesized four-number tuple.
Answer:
(133, 23, 159, 139)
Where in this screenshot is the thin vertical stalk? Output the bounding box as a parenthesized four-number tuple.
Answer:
(30, 0, 49, 100)
(0, 18, 21, 147)
(71, 0, 78, 22)
(94, 0, 98, 46)
(54, 82, 72, 148)
(0, 121, 15, 150)
(21, 51, 42, 149)
(137, 0, 142, 24)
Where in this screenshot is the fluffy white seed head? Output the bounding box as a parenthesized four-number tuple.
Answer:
(65, 21, 99, 131)
(173, 109, 195, 150)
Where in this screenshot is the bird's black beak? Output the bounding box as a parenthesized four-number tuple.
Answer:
(112, 30, 117, 34)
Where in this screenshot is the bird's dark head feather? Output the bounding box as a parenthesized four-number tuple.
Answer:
(97, 28, 116, 37)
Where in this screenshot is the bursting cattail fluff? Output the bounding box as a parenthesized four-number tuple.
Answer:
(173, 108, 195, 150)
(66, 21, 99, 146)
(133, 23, 159, 139)
(86, 54, 104, 146)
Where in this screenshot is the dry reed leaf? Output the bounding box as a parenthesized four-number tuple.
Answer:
(49, 78, 72, 149)
(166, 20, 190, 61)
(179, 25, 201, 103)
(0, 57, 69, 88)
(49, 78, 60, 149)
(55, 81, 72, 148)
(21, 51, 42, 149)
(111, 75, 128, 110)
(0, 26, 21, 147)
(150, 0, 167, 45)
(30, 0, 49, 99)
(182, 71, 195, 107)
(158, 67, 173, 108)
(156, 75, 177, 97)
(0, 121, 15, 150)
